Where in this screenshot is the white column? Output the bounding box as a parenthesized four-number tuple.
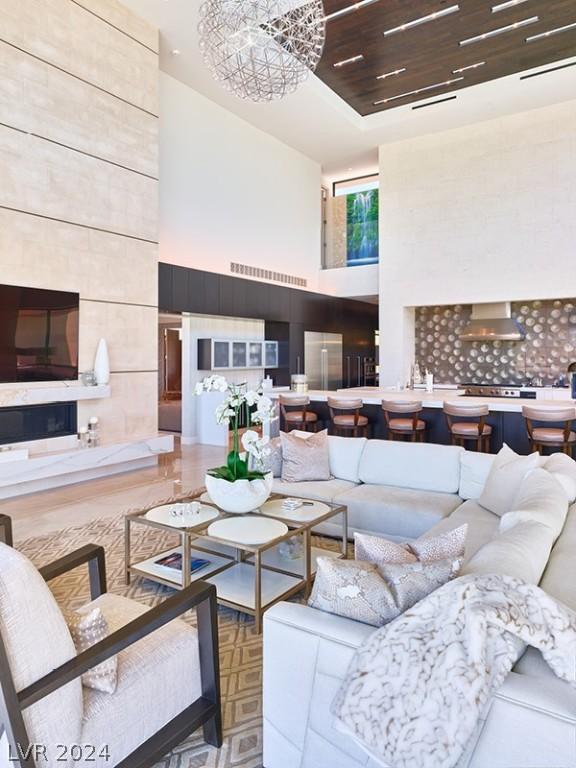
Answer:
(180, 314, 197, 445)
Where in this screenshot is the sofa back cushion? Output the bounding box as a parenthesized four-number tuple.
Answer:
(543, 452, 576, 503)
(327, 436, 367, 483)
(461, 520, 556, 584)
(458, 452, 495, 500)
(358, 440, 463, 493)
(500, 468, 569, 540)
(0, 543, 83, 755)
(540, 504, 576, 611)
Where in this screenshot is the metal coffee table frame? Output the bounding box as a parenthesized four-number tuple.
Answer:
(125, 493, 347, 633)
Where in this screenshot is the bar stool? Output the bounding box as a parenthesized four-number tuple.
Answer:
(523, 405, 576, 455)
(327, 397, 369, 437)
(382, 400, 426, 442)
(444, 401, 492, 452)
(279, 394, 318, 433)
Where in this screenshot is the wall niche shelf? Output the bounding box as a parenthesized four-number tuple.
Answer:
(198, 339, 279, 371)
(0, 382, 111, 409)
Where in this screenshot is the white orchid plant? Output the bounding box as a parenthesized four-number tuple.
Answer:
(195, 375, 275, 483)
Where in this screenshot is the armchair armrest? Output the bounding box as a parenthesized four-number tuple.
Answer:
(39, 543, 107, 600)
(18, 580, 219, 712)
(0, 514, 13, 547)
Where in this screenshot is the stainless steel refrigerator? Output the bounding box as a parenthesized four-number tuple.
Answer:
(304, 331, 343, 390)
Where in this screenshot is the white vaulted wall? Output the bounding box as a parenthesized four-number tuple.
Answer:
(159, 74, 323, 291)
(0, 0, 159, 440)
(378, 99, 576, 385)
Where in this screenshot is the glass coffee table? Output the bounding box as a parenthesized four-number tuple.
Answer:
(125, 492, 347, 633)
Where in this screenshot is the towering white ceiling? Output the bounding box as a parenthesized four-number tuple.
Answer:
(120, 0, 576, 175)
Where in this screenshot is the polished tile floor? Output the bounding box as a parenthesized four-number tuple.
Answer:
(3, 441, 226, 542)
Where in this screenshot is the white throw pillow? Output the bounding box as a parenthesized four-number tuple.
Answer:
(500, 468, 569, 539)
(478, 444, 541, 517)
(458, 452, 495, 500)
(65, 606, 117, 694)
(544, 452, 576, 503)
(328, 436, 367, 483)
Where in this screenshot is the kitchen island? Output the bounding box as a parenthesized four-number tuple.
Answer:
(272, 386, 575, 454)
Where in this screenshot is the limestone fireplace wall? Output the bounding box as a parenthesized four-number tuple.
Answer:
(0, 0, 159, 442)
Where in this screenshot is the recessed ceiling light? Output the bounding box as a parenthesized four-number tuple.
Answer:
(452, 61, 486, 74)
(459, 16, 538, 45)
(373, 77, 463, 105)
(171, 49, 181, 55)
(492, 0, 529, 12)
(333, 55, 364, 68)
(325, 0, 380, 22)
(376, 67, 407, 80)
(382, 5, 460, 37)
(526, 21, 576, 42)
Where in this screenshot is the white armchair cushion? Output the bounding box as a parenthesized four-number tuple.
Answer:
(543, 452, 576, 503)
(358, 441, 463, 493)
(0, 543, 83, 758)
(81, 593, 202, 767)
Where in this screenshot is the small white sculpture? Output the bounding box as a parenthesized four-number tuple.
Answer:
(93, 339, 110, 385)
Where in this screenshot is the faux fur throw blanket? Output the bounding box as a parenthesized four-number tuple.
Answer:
(332, 573, 576, 768)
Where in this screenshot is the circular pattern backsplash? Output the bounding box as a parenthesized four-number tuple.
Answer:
(415, 299, 576, 386)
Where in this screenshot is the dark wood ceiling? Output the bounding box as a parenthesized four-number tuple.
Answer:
(315, 0, 576, 115)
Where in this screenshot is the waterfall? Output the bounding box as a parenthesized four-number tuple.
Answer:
(347, 189, 378, 266)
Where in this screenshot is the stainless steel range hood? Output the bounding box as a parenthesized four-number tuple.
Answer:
(458, 302, 525, 342)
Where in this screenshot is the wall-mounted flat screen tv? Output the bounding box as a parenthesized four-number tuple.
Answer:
(0, 285, 79, 383)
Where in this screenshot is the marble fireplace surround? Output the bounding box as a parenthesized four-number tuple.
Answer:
(415, 298, 576, 386)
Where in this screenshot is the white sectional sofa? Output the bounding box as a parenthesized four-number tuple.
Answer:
(265, 437, 576, 768)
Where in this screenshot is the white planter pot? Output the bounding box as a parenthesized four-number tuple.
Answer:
(205, 472, 273, 514)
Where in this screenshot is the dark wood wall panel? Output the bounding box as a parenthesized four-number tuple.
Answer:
(159, 263, 379, 385)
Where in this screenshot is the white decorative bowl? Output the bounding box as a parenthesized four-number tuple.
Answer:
(204, 472, 273, 514)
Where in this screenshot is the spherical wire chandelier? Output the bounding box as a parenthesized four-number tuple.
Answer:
(198, 0, 326, 102)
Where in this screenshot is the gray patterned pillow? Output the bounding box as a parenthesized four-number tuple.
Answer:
(280, 429, 331, 482)
(260, 437, 282, 477)
(65, 606, 117, 694)
(309, 556, 459, 627)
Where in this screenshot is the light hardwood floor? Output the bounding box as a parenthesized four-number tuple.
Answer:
(2, 441, 226, 543)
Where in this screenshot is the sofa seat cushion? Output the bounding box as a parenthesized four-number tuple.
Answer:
(333, 484, 461, 540)
(272, 477, 357, 503)
(422, 500, 499, 564)
(81, 593, 201, 767)
(358, 440, 463, 493)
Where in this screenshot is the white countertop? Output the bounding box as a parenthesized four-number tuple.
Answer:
(271, 386, 574, 414)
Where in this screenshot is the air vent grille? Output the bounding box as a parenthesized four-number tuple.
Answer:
(230, 262, 307, 288)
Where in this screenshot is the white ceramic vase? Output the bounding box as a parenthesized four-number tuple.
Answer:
(205, 472, 273, 514)
(93, 338, 110, 385)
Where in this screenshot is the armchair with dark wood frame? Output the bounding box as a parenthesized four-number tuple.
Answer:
(0, 514, 13, 547)
(0, 543, 222, 768)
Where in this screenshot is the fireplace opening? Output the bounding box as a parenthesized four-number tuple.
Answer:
(0, 402, 77, 446)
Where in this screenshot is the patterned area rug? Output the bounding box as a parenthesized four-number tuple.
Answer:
(18, 503, 340, 768)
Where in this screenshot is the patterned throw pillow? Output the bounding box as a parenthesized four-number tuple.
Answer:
(65, 606, 117, 694)
(308, 556, 459, 627)
(280, 429, 331, 482)
(260, 437, 282, 477)
(354, 525, 468, 566)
